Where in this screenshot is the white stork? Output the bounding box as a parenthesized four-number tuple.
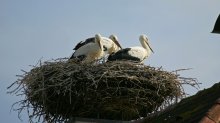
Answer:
(107, 34, 154, 63)
(100, 35, 122, 62)
(103, 35, 122, 55)
(70, 34, 122, 62)
(70, 34, 104, 63)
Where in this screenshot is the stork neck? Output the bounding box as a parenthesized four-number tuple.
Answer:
(97, 38, 103, 51)
(140, 40, 151, 53)
(100, 40, 103, 51)
(140, 40, 147, 49)
(96, 37, 103, 51)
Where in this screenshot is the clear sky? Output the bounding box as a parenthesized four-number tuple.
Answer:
(0, 0, 220, 122)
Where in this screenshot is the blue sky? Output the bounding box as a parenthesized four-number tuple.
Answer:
(0, 0, 220, 122)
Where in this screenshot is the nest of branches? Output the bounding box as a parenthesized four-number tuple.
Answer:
(8, 59, 198, 122)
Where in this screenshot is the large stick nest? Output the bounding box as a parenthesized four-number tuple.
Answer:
(8, 59, 198, 122)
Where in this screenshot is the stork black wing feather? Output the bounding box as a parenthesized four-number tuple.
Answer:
(107, 48, 141, 62)
(73, 37, 95, 50)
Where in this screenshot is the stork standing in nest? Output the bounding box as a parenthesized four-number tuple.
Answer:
(107, 34, 154, 63)
(70, 34, 104, 63)
(101, 35, 122, 62)
(70, 34, 122, 62)
(103, 35, 122, 55)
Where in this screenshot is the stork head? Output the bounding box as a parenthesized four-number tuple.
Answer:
(95, 34, 103, 50)
(109, 34, 122, 49)
(139, 34, 154, 53)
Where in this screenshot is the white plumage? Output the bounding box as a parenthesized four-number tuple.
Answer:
(107, 34, 154, 63)
(100, 35, 122, 55)
(70, 34, 104, 63)
(108, 35, 122, 54)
